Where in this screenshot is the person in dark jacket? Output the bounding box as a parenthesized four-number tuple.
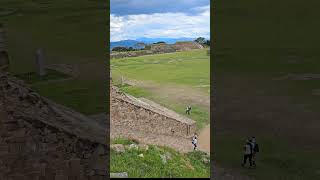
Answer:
(251, 136, 259, 167)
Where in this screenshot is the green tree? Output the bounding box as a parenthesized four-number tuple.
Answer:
(153, 41, 166, 44)
(205, 40, 210, 46)
(194, 37, 206, 44)
(112, 46, 129, 52)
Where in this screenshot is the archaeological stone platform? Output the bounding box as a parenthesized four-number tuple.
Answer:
(111, 85, 196, 138)
(0, 71, 108, 180)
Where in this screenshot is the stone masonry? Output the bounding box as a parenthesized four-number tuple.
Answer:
(0, 71, 108, 180)
(111, 85, 196, 138)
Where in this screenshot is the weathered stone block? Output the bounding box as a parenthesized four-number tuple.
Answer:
(54, 174, 68, 180)
(69, 158, 81, 177)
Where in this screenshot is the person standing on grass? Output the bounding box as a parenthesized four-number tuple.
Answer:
(192, 134, 198, 150)
(251, 136, 259, 167)
(241, 139, 253, 167)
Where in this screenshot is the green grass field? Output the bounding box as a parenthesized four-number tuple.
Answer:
(214, 49, 320, 180)
(0, 0, 107, 114)
(110, 138, 210, 178)
(111, 49, 210, 93)
(111, 49, 210, 130)
(213, 1, 320, 179)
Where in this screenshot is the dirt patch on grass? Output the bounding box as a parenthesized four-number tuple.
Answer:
(198, 125, 210, 153)
(213, 165, 252, 180)
(274, 73, 320, 80)
(123, 79, 210, 111)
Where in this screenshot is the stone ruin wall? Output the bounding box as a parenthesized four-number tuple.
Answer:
(173, 42, 204, 51)
(0, 72, 108, 180)
(111, 86, 196, 138)
(110, 42, 204, 59)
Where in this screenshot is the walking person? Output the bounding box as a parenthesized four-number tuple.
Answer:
(251, 136, 259, 167)
(241, 139, 253, 167)
(185, 105, 192, 115)
(192, 134, 198, 150)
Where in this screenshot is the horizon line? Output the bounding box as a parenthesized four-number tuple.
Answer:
(111, 36, 210, 42)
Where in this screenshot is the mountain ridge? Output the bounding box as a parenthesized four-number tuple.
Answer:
(110, 37, 207, 50)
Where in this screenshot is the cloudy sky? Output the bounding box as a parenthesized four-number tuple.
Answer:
(110, 0, 210, 41)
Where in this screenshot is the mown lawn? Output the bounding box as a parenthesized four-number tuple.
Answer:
(111, 49, 210, 93)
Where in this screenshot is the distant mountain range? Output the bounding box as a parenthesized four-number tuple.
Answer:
(110, 40, 141, 50)
(135, 37, 196, 44)
(110, 37, 198, 50)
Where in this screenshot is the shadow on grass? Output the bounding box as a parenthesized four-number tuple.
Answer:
(14, 68, 70, 84)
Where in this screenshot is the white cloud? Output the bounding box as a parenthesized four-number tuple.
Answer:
(110, 5, 210, 41)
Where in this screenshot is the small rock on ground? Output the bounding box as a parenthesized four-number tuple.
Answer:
(110, 172, 128, 178)
(111, 144, 125, 153)
(138, 144, 149, 151)
(128, 143, 139, 150)
(138, 154, 144, 158)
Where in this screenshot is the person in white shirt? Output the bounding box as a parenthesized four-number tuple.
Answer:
(241, 139, 253, 167)
(192, 134, 198, 150)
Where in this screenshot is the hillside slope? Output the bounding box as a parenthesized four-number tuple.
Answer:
(110, 138, 210, 178)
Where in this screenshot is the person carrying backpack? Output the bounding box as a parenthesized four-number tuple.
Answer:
(241, 139, 253, 167)
(251, 136, 259, 167)
(192, 134, 198, 150)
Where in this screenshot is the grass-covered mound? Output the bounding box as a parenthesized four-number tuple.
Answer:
(110, 138, 210, 178)
(0, 0, 107, 115)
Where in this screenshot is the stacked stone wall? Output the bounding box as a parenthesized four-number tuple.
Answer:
(110, 86, 196, 138)
(0, 72, 108, 180)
